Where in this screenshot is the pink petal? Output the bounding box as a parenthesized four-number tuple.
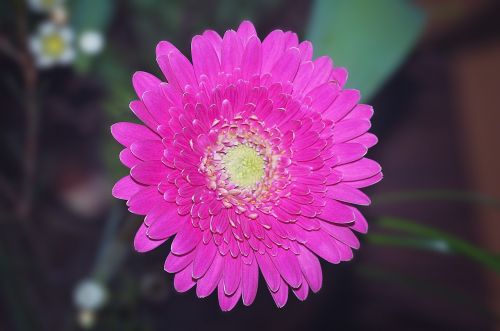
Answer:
(349, 172, 383, 188)
(221, 30, 243, 74)
(319, 200, 355, 223)
(146, 205, 184, 239)
(303, 230, 340, 264)
(241, 256, 258, 306)
(127, 186, 163, 215)
(344, 104, 373, 121)
(326, 183, 371, 206)
(335, 158, 381, 181)
(111, 122, 158, 147)
(202, 30, 223, 59)
(261, 29, 285, 73)
(292, 280, 309, 301)
(331, 67, 348, 87)
(156, 40, 178, 58)
(174, 264, 196, 293)
(141, 89, 170, 125)
(223, 255, 241, 295)
(240, 36, 262, 79)
(349, 207, 369, 234)
(307, 82, 339, 113)
(171, 221, 202, 255)
(196, 253, 224, 298)
(218, 279, 241, 312)
(132, 71, 161, 99)
(293, 61, 314, 95)
(270, 278, 288, 308)
(112, 176, 144, 200)
(271, 47, 301, 83)
(255, 252, 280, 292)
(330, 143, 367, 165)
(332, 119, 371, 143)
(130, 140, 164, 161)
(119, 148, 140, 168)
(325, 89, 361, 123)
(191, 35, 220, 83)
(349, 132, 378, 148)
(129, 100, 158, 131)
(192, 240, 217, 279)
(134, 223, 166, 253)
(271, 249, 302, 288)
(298, 41, 313, 61)
(130, 160, 168, 185)
(303, 56, 333, 94)
(237, 20, 257, 45)
(321, 222, 360, 249)
(297, 245, 322, 292)
(164, 250, 196, 273)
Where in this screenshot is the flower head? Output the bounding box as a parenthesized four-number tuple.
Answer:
(112, 21, 382, 311)
(29, 21, 74, 68)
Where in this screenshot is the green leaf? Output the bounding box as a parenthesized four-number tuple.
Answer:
(307, 0, 425, 100)
(69, 0, 115, 31)
(368, 217, 500, 273)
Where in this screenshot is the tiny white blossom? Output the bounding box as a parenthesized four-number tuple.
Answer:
(73, 279, 108, 311)
(27, 0, 64, 13)
(79, 30, 105, 55)
(29, 21, 75, 69)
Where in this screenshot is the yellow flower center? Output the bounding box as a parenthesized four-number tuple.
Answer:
(223, 144, 265, 188)
(41, 33, 66, 57)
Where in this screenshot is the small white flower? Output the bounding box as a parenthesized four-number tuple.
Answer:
(73, 279, 108, 311)
(79, 30, 105, 56)
(27, 0, 64, 13)
(29, 21, 75, 69)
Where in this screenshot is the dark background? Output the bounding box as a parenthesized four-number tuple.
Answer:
(1, 0, 500, 330)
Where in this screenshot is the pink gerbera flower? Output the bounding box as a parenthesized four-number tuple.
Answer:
(111, 20, 382, 311)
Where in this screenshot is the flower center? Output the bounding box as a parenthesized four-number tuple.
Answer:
(223, 144, 264, 188)
(41, 33, 66, 57)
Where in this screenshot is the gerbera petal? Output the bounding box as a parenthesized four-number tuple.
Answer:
(326, 183, 371, 206)
(237, 20, 257, 45)
(261, 29, 285, 73)
(112, 175, 144, 200)
(129, 100, 158, 131)
(171, 221, 202, 255)
(130, 160, 168, 185)
(270, 277, 288, 308)
(241, 36, 262, 79)
(335, 158, 382, 181)
(134, 223, 166, 253)
(192, 240, 218, 279)
(196, 253, 224, 298)
(147, 205, 184, 240)
(297, 245, 323, 292)
(164, 249, 196, 273)
(271, 249, 302, 288)
(223, 255, 242, 295)
(218, 279, 241, 312)
(174, 264, 196, 293)
(111, 122, 158, 147)
(132, 71, 161, 99)
(127, 186, 163, 215)
(255, 252, 280, 292)
(191, 35, 220, 83)
(241, 255, 259, 306)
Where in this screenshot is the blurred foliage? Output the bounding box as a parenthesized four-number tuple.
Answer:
(368, 217, 500, 273)
(307, 0, 425, 101)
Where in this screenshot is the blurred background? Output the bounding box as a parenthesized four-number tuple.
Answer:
(1, 0, 500, 330)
